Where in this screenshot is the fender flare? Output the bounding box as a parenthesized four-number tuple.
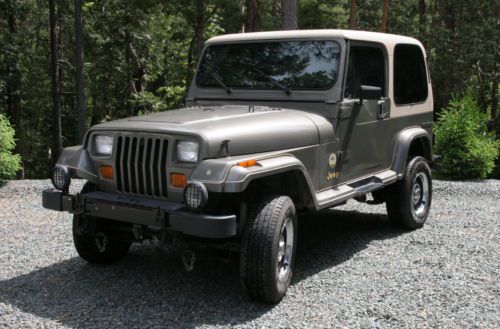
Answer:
(191, 155, 316, 197)
(391, 127, 432, 177)
(56, 146, 98, 183)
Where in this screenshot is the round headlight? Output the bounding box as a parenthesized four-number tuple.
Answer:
(183, 181, 208, 209)
(51, 166, 71, 192)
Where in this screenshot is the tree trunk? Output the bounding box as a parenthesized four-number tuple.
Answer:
(348, 0, 357, 30)
(271, 0, 279, 18)
(49, 0, 62, 165)
(477, 62, 487, 113)
(442, 1, 456, 31)
(380, 0, 389, 32)
(491, 76, 498, 131)
(194, 0, 205, 60)
(185, 37, 195, 99)
(125, 30, 134, 116)
(281, 0, 297, 30)
(74, 0, 86, 143)
(418, 0, 426, 43)
(6, 5, 24, 178)
(245, 0, 261, 32)
(427, 0, 436, 51)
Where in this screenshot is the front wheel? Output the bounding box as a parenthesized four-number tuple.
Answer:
(240, 195, 298, 303)
(73, 214, 132, 264)
(386, 156, 432, 229)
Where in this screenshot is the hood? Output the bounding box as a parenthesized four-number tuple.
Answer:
(91, 105, 324, 158)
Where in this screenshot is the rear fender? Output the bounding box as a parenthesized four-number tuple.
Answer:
(391, 127, 432, 177)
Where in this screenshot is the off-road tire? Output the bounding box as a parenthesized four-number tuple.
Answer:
(240, 195, 298, 303)
(386, 156, 432, 229)
(73, 215, 131, 264)
(73, 182, 131, 264)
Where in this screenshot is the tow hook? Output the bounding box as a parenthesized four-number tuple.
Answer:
(95, 233, 108, 253)
(181, 249, 196, 272)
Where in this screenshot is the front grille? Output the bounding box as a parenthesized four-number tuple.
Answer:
(115, 135, 168, 198)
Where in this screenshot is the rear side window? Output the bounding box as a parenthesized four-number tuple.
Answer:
(394, 44, 428, 105)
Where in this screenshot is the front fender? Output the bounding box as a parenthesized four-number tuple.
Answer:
(57, 146, 98, 183)
(191, 154, 316, 195)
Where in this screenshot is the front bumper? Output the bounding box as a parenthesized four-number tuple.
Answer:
(42, 189, 237, 239)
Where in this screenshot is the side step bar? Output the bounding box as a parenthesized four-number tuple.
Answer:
(315, 170, 397, 210)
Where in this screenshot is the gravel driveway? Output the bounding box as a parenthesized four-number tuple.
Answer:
(0, 179, 498, 328)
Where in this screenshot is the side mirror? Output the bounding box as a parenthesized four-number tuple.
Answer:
(359, 85, 382, 103)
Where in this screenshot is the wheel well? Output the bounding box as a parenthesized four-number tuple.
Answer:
(244, 170, 315, 210)
(408, 137, 432, 162)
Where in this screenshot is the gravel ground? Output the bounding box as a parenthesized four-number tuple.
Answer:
(0, 179, 498, 328)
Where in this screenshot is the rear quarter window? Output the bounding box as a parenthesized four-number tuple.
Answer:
(393, 44, 428, 105)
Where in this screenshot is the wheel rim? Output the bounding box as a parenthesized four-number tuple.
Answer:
(277, 217, 294, 281)
(411, 172, 429, 217)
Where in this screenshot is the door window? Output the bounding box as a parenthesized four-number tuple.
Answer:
(344, 46, 386, 99)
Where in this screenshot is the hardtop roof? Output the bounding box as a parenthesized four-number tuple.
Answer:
(205, 29, 424, 54)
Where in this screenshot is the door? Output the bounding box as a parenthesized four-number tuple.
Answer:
(336, 43, 390, 183)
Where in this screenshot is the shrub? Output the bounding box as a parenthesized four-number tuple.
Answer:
(0, 114, 22, 180)
(434, 92, 499, 180)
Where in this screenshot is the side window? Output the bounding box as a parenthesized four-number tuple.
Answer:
(344, 46, 386, 99)
(394, 44, 428, 105)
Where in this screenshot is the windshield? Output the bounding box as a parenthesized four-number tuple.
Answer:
(196, 40, 340, 90)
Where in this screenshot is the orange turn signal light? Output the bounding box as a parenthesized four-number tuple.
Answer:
(238, 159, 257, 168)
(171, 173, 187, 188)
(100, 165, 113, 180)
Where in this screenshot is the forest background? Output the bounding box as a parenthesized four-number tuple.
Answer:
(0, 0, 498, 179)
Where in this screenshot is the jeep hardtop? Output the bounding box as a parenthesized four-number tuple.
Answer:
(43, 29, 435, 303)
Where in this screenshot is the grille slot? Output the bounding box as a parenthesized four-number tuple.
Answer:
(115, 135, 168, 198)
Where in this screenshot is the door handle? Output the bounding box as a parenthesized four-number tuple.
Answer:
(377, 99, 389, 119)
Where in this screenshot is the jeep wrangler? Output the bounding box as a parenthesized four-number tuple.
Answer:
(43, 30, 435, 303)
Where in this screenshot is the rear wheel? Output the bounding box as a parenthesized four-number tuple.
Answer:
(240, 195, 297, 303)
(386, 156, 432, 229)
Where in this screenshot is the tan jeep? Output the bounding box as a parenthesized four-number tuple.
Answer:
(43, 30, 436, 303)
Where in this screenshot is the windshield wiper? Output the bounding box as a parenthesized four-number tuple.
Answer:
(248, 66, 291, 95)
(209, 71, 232, 94)
(202, 65, 231, 94)
(267, 76, 291, 95)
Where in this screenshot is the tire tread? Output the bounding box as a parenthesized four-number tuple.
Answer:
(240, 195, 296, 302)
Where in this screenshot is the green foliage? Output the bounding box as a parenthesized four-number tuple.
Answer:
(0, 114, 22, 180)
(132, 86, 186, 114)
(434, 92, 499, 180)
(298, 0, 348, 29)
(0, 0, 499, 178)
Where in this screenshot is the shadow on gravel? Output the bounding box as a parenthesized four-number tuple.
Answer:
(0, 209, 405, 328)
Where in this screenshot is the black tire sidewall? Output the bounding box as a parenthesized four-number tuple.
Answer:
(271, 200, 298, 297)
(72, 182, 131, 264)
(387, 156, 432, 229)
(73, 214, 131, 264)
(240, 195, 298, 303)
(407, 158, 432, 224)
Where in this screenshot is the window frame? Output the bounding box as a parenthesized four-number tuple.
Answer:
(342, 41, 389, 101)
(393, 43, 429, 107)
